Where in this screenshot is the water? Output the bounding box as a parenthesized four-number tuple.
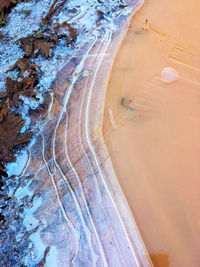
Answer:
(104, 0, 200, 265)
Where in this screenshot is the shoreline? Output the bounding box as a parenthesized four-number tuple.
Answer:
(0, 1, 153, 265)
(65, 0, 154, 265)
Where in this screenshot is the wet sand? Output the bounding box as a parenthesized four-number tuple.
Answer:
(103, 0, 200, 266)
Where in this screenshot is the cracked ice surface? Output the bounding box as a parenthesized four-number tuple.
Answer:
(0, 0, 149, 266)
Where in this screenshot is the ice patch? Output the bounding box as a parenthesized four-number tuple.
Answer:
(161, 66, 179, 84)
(45, 246, 58, 267)
(6, 149, 28, 177)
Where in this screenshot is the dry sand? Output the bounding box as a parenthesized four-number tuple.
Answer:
(103, 0, 200, 266)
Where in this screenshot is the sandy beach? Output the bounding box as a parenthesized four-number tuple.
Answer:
(103, 0, 200, 266)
